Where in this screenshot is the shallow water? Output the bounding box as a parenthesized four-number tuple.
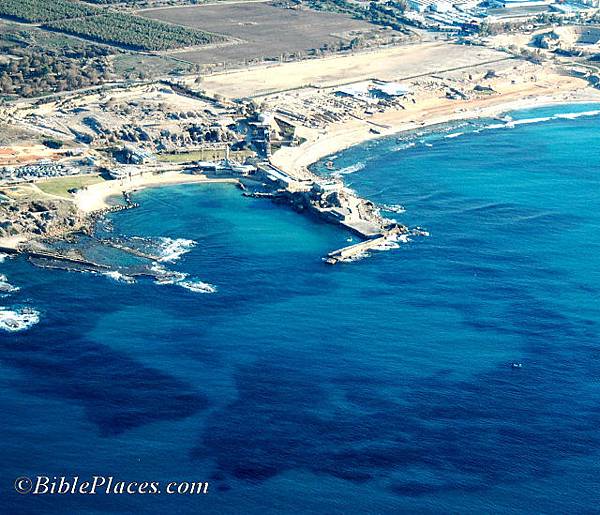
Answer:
(2, 104, 600, 513)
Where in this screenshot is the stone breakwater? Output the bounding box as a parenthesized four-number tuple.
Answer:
(248, 161, 411, 263)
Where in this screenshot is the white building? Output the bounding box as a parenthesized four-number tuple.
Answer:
(408, 0, 453, 12)
(373, 82, 411, 97)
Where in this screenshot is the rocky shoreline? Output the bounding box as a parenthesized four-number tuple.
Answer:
(0, 196, 86, 242)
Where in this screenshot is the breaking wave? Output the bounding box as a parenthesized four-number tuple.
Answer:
(332, 162, 365, 178)
(381, 204, 406, 214)
(150, 263, 216, 294)
(178, 280, 217, 294)
(0, 307, 40, 332)
(103, 271, 136, 284)
(391, 141, 416, 152)
(555, 109, 600, 120)
(337, 250, 369, 263)
(157, 238, 197, 263)
(0, 274, 19, 294)
(371, 232, 413, 251)
(479, 109, 600, 133)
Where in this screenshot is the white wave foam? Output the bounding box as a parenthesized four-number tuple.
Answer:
(332, 161, 365, 178)
(103, 271, 136, 284)
(480, 109, 600, 133)
(157, 237, 196, 263)
(0, 253, 9, 264)
(151, 264, 187, 285)
(392, 141, 416, 152)
(445, 132, 464, 139)
(0, 274, 19, 293)
(411, 227, 430, 237)
(338, 250, 369, 263)
(554, 109, 600, 120)
(381, 204, 406, 214)
(178, 280, 217, 294)
(512, 116, 553, 126)
(151, 263, 216, 294)
(371, 241, 400, 250)
(483, 122, 507, 131)
(373, 232, 412, 251)
(0, 307, 40, 332)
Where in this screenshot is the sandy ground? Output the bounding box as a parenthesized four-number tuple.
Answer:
(0, 235, 28, 251)
(272, 75, 600, 176)
(198, 42, 509, 98)
(74, 171, 239, 212)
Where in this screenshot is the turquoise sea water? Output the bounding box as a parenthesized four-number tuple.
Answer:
(2, 103, 600, 513)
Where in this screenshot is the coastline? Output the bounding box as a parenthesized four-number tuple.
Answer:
(0, 172, 241, 264)
(4, 79, 600, 253)
(271, 82, 600, 177)
(74, 171, 240, 213)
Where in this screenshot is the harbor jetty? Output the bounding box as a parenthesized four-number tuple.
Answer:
(251, 160, 410, 263)
(325, 225, 406, 265)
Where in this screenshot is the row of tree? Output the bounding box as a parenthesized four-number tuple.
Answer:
(0, 0, 98, 23)
(45, 12, 224, 51)
(0, 0, 224, 51)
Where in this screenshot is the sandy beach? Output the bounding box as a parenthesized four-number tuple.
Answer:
(74, 171, 239, 213)
(272, 76, 600, 176)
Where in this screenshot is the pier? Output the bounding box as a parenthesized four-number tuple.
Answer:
(325, 226, 404, 264)
(251, 160, 410, 263)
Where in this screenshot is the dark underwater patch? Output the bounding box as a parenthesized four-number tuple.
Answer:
(197, 309, 600, 496)
(1, 336, 208, 435)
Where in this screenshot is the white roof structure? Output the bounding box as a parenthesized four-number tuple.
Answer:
(336, 83, 371, 98)
(337, 81, 410, 100)
(408, 0, 453, 12)
(374, 82, 411, 97)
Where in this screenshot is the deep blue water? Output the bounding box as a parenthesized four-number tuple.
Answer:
(2, 104, 600, 514)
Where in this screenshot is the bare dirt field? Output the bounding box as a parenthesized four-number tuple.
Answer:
(0, 145, 63, 166)
(139, 2, 385, 65)
(195, 42, 513, 98)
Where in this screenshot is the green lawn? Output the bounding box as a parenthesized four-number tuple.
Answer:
(36, 174, 105, 198)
